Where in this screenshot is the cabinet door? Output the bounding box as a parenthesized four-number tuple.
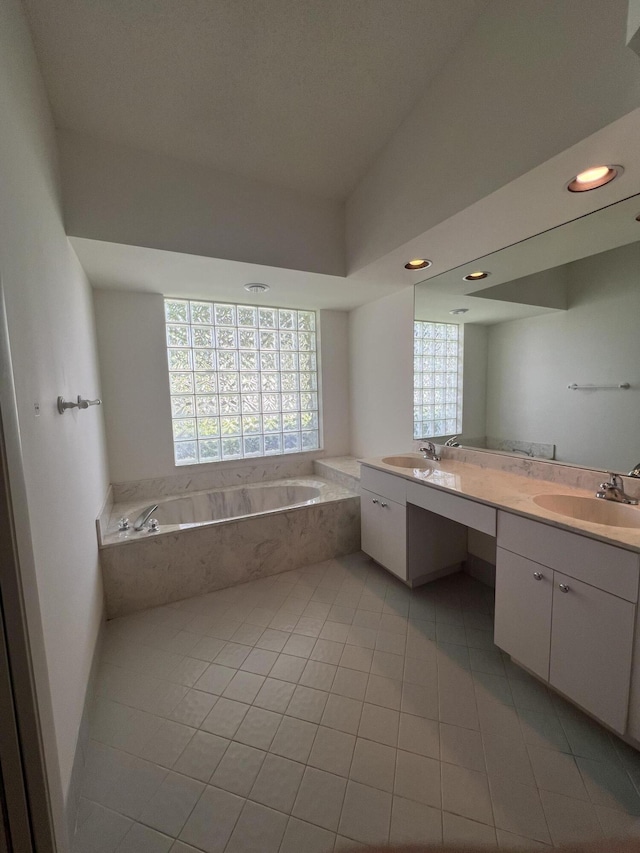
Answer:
(361, 488, 407, 581)
(550, 573, 635, 733)
(494, 548, 552, 681)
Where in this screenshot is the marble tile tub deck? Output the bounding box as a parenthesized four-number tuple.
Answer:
(77, 554, 640, 852)
(100, 478, 360, 618)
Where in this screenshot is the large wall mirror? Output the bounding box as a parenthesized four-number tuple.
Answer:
(414, 193, 640, 474)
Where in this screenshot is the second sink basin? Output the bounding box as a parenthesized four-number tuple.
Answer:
(533, 493, 640, 528)
(382, 455, 434, 470)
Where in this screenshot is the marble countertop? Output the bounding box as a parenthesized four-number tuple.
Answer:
(359, 454, 640, 553)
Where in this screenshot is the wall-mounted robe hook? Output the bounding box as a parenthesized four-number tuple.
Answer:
(57, 396, 78, 413)
(76, 396, 101, 409)
(57, 395, 102, 414)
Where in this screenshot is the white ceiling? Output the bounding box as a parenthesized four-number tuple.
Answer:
(23, 0, 487, 199)
(69, 237, 393, 311)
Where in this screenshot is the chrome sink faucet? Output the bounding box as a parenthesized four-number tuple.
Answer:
(419, 441, 440, 461)
(595, 473, 638, 505)
(133, 503, 159, 530)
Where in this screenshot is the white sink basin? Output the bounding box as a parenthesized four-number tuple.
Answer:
(533, 493, 640, 529)
(381, 455, 434, 470)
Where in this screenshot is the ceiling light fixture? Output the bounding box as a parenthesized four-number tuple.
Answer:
(404, 258, 432, 270)
(244, 283, 270, 293)
(450, 308, 469, 315)
(567, 165, 621, 192)
(463, 271, 489, 281)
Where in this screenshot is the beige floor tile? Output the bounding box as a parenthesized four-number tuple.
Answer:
(179, 786, 244, 853)
(365, 674, 402, 711)
(311, 639, 344, 665)
(350, 738, 396, 792)
(193, 664, 236, 696)
(331, 667, 368, 701)
(249, 753, 305, 812)
(358, 703, 399, 747)
(280, 817, 335, 853)
(389, 795, 442, 845)
(339, 645, 373, 673)
(234, 707, 282, 750)
(168, 690, 217, 728)
(270, 716, 318, 762)
(282, 633, 316, 658)
(528, 745, 589, 800)
(322, 694, 363, 735)
(308, 726, 356, 777)
(338, 781, 392, 845)
(442, 761, 494, 825)
(443, 812, 497, 848)
(484, 732, 537, 788)
(286, 684, 329, 723)
(489, 776, 551, 845)
(398, 713, 439, 759)
(540, 789, 603, 845)
(239, 648, 278, 676)
(401, 682, 439, 721)
(394, 749, 441, 808)
(172, 731, 228, 782)
(225, 800, 287, 853)
(209, 742, 265, 796)
(221, 670, 265, 704)
(268, 653, 306, 683)
(138, 771, 204, 837)
(577, 756, 640, 814)
(253, 677, 296, 713)
(292, 766, 347, 831)
(440, 723, 486, 772)
(300, 660, 338, 691)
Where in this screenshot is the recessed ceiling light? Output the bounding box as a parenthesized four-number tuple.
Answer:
(244, 283, 270, 293)
(567, 165, 621, 192)
(450, 308, 469, 315)
(463, 271, 489, 281)
(404, 258, 432, 270)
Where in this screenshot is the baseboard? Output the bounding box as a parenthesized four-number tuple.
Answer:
(65, 617, 105, 844)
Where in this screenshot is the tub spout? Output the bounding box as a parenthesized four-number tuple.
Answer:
(133, 504, 159, 531)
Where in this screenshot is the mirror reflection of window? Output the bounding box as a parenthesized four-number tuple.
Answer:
(413, 321, 463, 440)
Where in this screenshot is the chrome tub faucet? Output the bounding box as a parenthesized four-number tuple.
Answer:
(133, 504, 159, 531)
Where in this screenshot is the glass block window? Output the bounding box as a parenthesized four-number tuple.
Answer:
(413, 321, 463, 439)
(165, 299, 320, 465)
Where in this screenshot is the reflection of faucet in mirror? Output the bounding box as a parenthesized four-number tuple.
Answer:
(444, 436, 460, 447)
(419, 442, 440, 461)
(628, 463, 640, 479)
(595, 474, 638, 505)
(413, 191, 640, 474)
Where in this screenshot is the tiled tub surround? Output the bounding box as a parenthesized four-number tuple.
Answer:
(100, 478, 359, 618)
(77, 556, 640, 852)
(110, 454, 321, 504)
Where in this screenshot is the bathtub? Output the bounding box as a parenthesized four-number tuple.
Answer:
(99, 477, 360, 617)
(151, 483, 321, 528)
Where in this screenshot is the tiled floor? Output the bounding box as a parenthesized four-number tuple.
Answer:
(75, 552, 640, 852)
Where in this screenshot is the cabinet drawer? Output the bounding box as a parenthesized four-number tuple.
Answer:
(361, 488, 407, 581)
(498, 511, 639, 602)
(494, 549, 552, 681)
(361, 466, 407, 505)
(406, 481, 496, 535)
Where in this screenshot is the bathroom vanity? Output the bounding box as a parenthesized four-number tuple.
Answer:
(360, 453, 640, 740)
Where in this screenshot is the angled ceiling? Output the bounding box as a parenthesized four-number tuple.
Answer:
(22, 0, 487, 199)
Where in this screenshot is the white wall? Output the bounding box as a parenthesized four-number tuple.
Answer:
(318, 310, 350, 458)
(94, 290, 350, 483)
(346, 0, 640, 273)
(461, 324, 488, 442)
(486, 240, 640, 472)
(58, 129, 346, 278)
(0, 0, 110, 843)
(349, 288, 414, 457)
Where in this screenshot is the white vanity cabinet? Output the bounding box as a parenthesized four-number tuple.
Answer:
(494, 549, 552, 682)
(361, 467, 407, 581)
(495, 512, 639, 733)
